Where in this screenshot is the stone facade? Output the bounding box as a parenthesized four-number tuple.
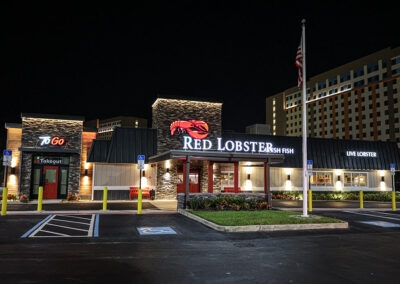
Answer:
(177, 193, 268, 209)
(155, 160, 178, 200)
(152, 98, 222, 154)
(19, 117, 83, 199)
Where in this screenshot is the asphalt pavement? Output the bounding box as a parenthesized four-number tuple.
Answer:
(1, 210, 400, 283)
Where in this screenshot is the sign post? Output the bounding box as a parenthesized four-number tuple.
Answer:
(390, 163, 396, 211)
(3, 150, 12, 186)
(2, 150, 12, 216)
(307, 160, 313, 212)
(137, 155, 145, 214)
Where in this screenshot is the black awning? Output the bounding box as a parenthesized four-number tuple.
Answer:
(87, 127, 157, 164)
(149, 150, 284, 164)
(222, 132, 400, 170)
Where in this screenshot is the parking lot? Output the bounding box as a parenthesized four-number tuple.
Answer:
(1, 210, 400, 283)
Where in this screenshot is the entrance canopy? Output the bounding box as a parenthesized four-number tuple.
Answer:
(149, 150, 285, 164)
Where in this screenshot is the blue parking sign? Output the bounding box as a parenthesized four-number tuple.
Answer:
(138, 155, 145, 161)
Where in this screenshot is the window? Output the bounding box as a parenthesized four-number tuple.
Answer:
(329, 88, 338, 95)
(340, 84, 351, 92)
(318, 80, 327, 90)
(344, 172, 368, 187)
(328, 76, 338, 87)
(354, 66, 364, 78)
(368, 75, 379, 84)
(367, 61, 379, 73)
(354, 79, 365, 88)
(340, 71, 351, 82)
(391, 56, 400, 66)
(310, 172, 333, 187)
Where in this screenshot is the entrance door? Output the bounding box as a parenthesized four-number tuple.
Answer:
(43, 166, 59, 199)
(177, 171, 200, 193)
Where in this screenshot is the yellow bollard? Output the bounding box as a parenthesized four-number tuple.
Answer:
(138, 188, 142, 214)
(103, 187, 108, 211)
(392, 191, 396, 211)
(1, 187, 8, 216)
(37, 186, 43, 212)
(308, 189, 312, 212)
(360, 190, 363, 209)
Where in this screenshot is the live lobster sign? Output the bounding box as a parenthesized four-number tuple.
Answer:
(170, 120, 209, 140)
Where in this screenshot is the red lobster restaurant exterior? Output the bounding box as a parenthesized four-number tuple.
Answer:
(4, 97, 400, 208)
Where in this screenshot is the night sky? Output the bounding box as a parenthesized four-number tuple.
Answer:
(1, 1, 399, 149)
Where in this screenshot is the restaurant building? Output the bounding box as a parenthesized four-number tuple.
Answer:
(4, 98, 400, 204)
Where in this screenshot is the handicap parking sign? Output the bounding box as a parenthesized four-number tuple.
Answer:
(137, 227, 177, 235)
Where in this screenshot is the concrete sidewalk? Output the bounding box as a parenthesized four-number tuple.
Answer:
(272, 199, 399, 209)
(1, 200, 178, 213)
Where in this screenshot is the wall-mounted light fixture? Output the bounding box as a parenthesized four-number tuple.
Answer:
(166, 160, 170, 172)
(10, 167, 16, 175)
(337, 175, 341, 182)
(381, 176, 385, 182)
(143, 170, 146, 177)
(287, 174, 291, 181)
(84, 169, 88, 176)
(247, 174, 251, 180)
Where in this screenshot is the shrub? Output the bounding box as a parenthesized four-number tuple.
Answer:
(67, 194, 79, 201)
(188, 195, 268, 211)
(19, 194, 28, 203)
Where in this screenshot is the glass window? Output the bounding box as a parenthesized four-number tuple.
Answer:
(344, 172, 368, 187)
(33, 168, 41, 195)
(354, 66, 364, 78)
(318, 81, 326, 90)
(367, 61, 379, 73)
(60, 168, 68, 195)
(45, 169, 57, 183)
(310, 172, 333, 187)
(328, 76, 337, 87)
(340, 71, 351, 82)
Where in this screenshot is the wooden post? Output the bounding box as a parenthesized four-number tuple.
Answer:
(234, 162, 239, 193)
(208, 161, 214, 193)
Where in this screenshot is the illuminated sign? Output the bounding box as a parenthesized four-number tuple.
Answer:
(170, 120, 209, 140)
(346, 151, 377, 157)
(33, 156, 70, 165)
(39, 136, 66, 146)
(182, 136, 295, 154)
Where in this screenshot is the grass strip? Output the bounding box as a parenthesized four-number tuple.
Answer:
(189, 210, 342, 226)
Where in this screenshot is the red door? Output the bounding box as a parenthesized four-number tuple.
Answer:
(177, 171, 200, 193)
(43, 166, 59, 199)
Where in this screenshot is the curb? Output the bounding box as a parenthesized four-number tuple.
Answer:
(3, 210, 177, 215)
(178, 209, 349, 232)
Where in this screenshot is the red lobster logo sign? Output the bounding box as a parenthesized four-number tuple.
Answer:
(170, 120, 209, 140)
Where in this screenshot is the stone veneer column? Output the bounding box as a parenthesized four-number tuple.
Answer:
(19, 152, 33, 197)
(152, 99, 222, 153)
(155, 160, 178, 200)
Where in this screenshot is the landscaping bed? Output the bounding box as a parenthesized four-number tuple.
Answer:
(271, 191, 400, 201)
(189, 210, 342, 226)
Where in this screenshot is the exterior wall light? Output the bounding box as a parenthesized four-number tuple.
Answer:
(381, 176, 384, 182)
(10, 167, 16, 175)
(84, 169, 88, 176)
(166, 160, 171, 172)
(247, 174, 251, 180)
(143, 170, 146, 177)
(287, 174, 291, 181)
(337, 175, 341, 182)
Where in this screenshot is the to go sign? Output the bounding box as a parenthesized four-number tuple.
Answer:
(39, 136, 66, 146)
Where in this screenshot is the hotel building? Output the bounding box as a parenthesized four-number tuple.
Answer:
(266, 47, 400, 142)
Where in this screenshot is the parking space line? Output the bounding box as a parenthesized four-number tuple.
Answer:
(93, 214, 99, 237)
(21, 214, 98, 238)
(344, 211, 400, 221)
(61, 215, 92, 221)
(29, 215, 57, 238)
(21, 215, 53, 238)
(46, 223, 89, 232)
(51, 218, 91, 225)
(40, 230, 69, 236)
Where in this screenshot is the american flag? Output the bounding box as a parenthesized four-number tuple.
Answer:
(295, 36, 303, 87)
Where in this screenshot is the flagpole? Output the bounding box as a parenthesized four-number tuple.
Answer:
(301, 19, 308, 217)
